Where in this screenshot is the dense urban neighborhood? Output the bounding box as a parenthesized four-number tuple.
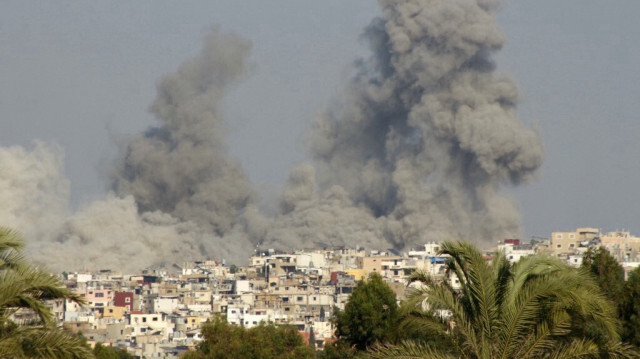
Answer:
(19, 227, 640, 358)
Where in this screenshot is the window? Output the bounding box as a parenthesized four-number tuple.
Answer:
(153, 317, 158, 321)
(125, 297, 131, 303)
(556, 234, 563, 239)
(569, 243, 575, 248)
(297, 296, 303, 302)
(143, 317, 147, 323)
(557, 244, 562, 248)
(95, 292, 104, 297)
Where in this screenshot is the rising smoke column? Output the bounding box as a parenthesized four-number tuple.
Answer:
(2, 0, 544, 271)
(110, 29, 254, 237)
(4, 28, 259, 272)
(309, 0, 543, 247)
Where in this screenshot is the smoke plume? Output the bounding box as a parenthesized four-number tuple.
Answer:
(0, 0, 542, 271)
(110, 29, 254, 237)
(0, 143, 69, 243)
(308, 0, 543, 247)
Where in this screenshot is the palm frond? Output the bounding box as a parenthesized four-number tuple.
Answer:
(0, 326, 93, 359)
(367, 340, 456, 359)
(401, 241, 627, 359)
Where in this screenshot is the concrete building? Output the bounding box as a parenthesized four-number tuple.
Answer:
(550, 227, 599, 257)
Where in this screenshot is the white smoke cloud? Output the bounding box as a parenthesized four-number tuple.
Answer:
(0, 142, 69, 245)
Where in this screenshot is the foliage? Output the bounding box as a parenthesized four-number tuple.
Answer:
(581, 246, 640, 348)
(229, 264, 238, 274)
(582, 247, 627, 310)
(93, 342, 132, 359)
(333, 272, 399, 351)
(316, 340, 361, 359)
(369, 241, 637, 358)
(181, 316, 315, 359)
(0, 227, 93, 358)
(622, 266, 640, 347)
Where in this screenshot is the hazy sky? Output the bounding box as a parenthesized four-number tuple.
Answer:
(2, 1, 639, 241)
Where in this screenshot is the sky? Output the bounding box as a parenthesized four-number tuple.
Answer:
(1, 0, 639, 245)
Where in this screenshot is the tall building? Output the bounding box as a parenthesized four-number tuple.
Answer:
(550, 227, 599, 257)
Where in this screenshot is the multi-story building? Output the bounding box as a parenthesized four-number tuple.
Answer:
(550, 227, 599, 257)
(114, 291, 134, 312)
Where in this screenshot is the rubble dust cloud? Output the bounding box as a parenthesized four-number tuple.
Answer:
(0, 0, 542, 271)
(110, 29, 255, 238)
(307, 0, 543, 248)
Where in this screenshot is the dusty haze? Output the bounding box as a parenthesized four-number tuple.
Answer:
(0, 0, 542, 272)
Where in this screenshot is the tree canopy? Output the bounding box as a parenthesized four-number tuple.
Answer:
(582, 248, 640, 349)
(333, 272, 399, 351)
(582, 247, 627, 310)
(182, 316, 315, 359)
(93, 342, 132, 359)
(622, 266, 640, 347)
(368, 241, 637, 358)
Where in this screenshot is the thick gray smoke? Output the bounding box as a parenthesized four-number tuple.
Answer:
(1, 29, 257, 271)
(1, 0, 542, 271)
(110, 29, 254, 237)
(306, 0, 543, 248)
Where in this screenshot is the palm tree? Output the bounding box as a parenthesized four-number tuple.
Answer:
(369, 241, 637, 358)
(0, 227, 93, 358)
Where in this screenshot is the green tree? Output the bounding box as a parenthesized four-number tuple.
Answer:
(93, 342, 132, 359)
(621, 266, 640, 347)
(316, 340, 360, 359)
(333, 272, 399, 351)
(182, 316, 315, 359)
(369, 241, 636, 358)
(582, 247, 627, 312)
(0, 227, 93, 358)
